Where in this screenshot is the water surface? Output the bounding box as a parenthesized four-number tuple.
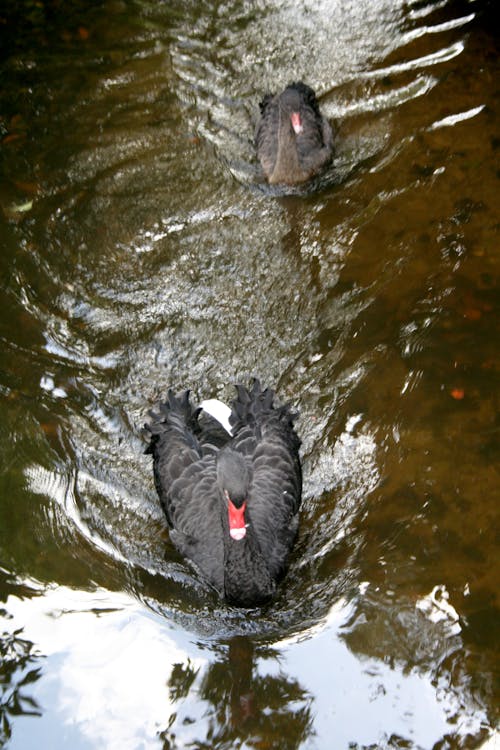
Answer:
(0, 0, 498, 748)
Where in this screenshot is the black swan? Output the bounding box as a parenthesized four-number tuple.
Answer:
(255, 81, 333, 185)
(144, 380, 302, 607)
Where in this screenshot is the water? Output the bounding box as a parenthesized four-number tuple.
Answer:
(0, 0, 498, 747)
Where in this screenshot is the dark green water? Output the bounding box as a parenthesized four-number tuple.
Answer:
(0, 0, 498, 748)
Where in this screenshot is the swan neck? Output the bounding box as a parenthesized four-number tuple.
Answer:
(222, 518, 275, 606)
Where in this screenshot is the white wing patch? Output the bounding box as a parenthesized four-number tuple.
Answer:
(200, 399, 233, 436)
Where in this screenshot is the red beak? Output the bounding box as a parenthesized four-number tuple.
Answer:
(291, 112, 303, 135)
(228, 498, 247, 541)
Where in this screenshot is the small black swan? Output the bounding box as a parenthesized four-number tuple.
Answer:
(255, 81, 333, 185)
(144, 380, 302, 607)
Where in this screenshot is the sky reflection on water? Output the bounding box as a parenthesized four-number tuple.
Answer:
(2, 575, 490, 749)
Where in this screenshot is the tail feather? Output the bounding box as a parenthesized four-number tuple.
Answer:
(143, 389, 200, 456)
(258, 92, 274, 114)
(229, 379, 300, 451)
(144, 382, 300, 455)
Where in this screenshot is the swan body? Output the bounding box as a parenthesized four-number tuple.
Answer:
(256, 81, 333, 185)
(144, 381, 302, 607)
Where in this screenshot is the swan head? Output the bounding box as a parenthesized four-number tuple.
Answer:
(217, 450, 250, 541)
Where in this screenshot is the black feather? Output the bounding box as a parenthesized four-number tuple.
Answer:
(255, 80, 333, 185)
(144, 381, 302, 607)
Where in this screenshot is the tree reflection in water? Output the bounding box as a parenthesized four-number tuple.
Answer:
(0, 571, 45, 744)
(0, 627, 44, 744)
(161, 636, 314, 749)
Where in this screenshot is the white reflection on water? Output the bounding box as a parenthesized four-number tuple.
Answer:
(416, 584, 461, 636)
(3, 578, 488, 749)
(275, 596, 486, 749)
(401, 12, 475, 45)
(25, 464, 129, 565)
(304, 415, 379, 503)
(4, 584, 206, 750)
(429, 104, 485, 130)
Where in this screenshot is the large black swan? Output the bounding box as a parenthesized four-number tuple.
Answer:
(144, 380, 302, 607)
(255, 81, 333, 185)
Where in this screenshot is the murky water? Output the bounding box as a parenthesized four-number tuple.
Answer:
(0, 0, 498, 747)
